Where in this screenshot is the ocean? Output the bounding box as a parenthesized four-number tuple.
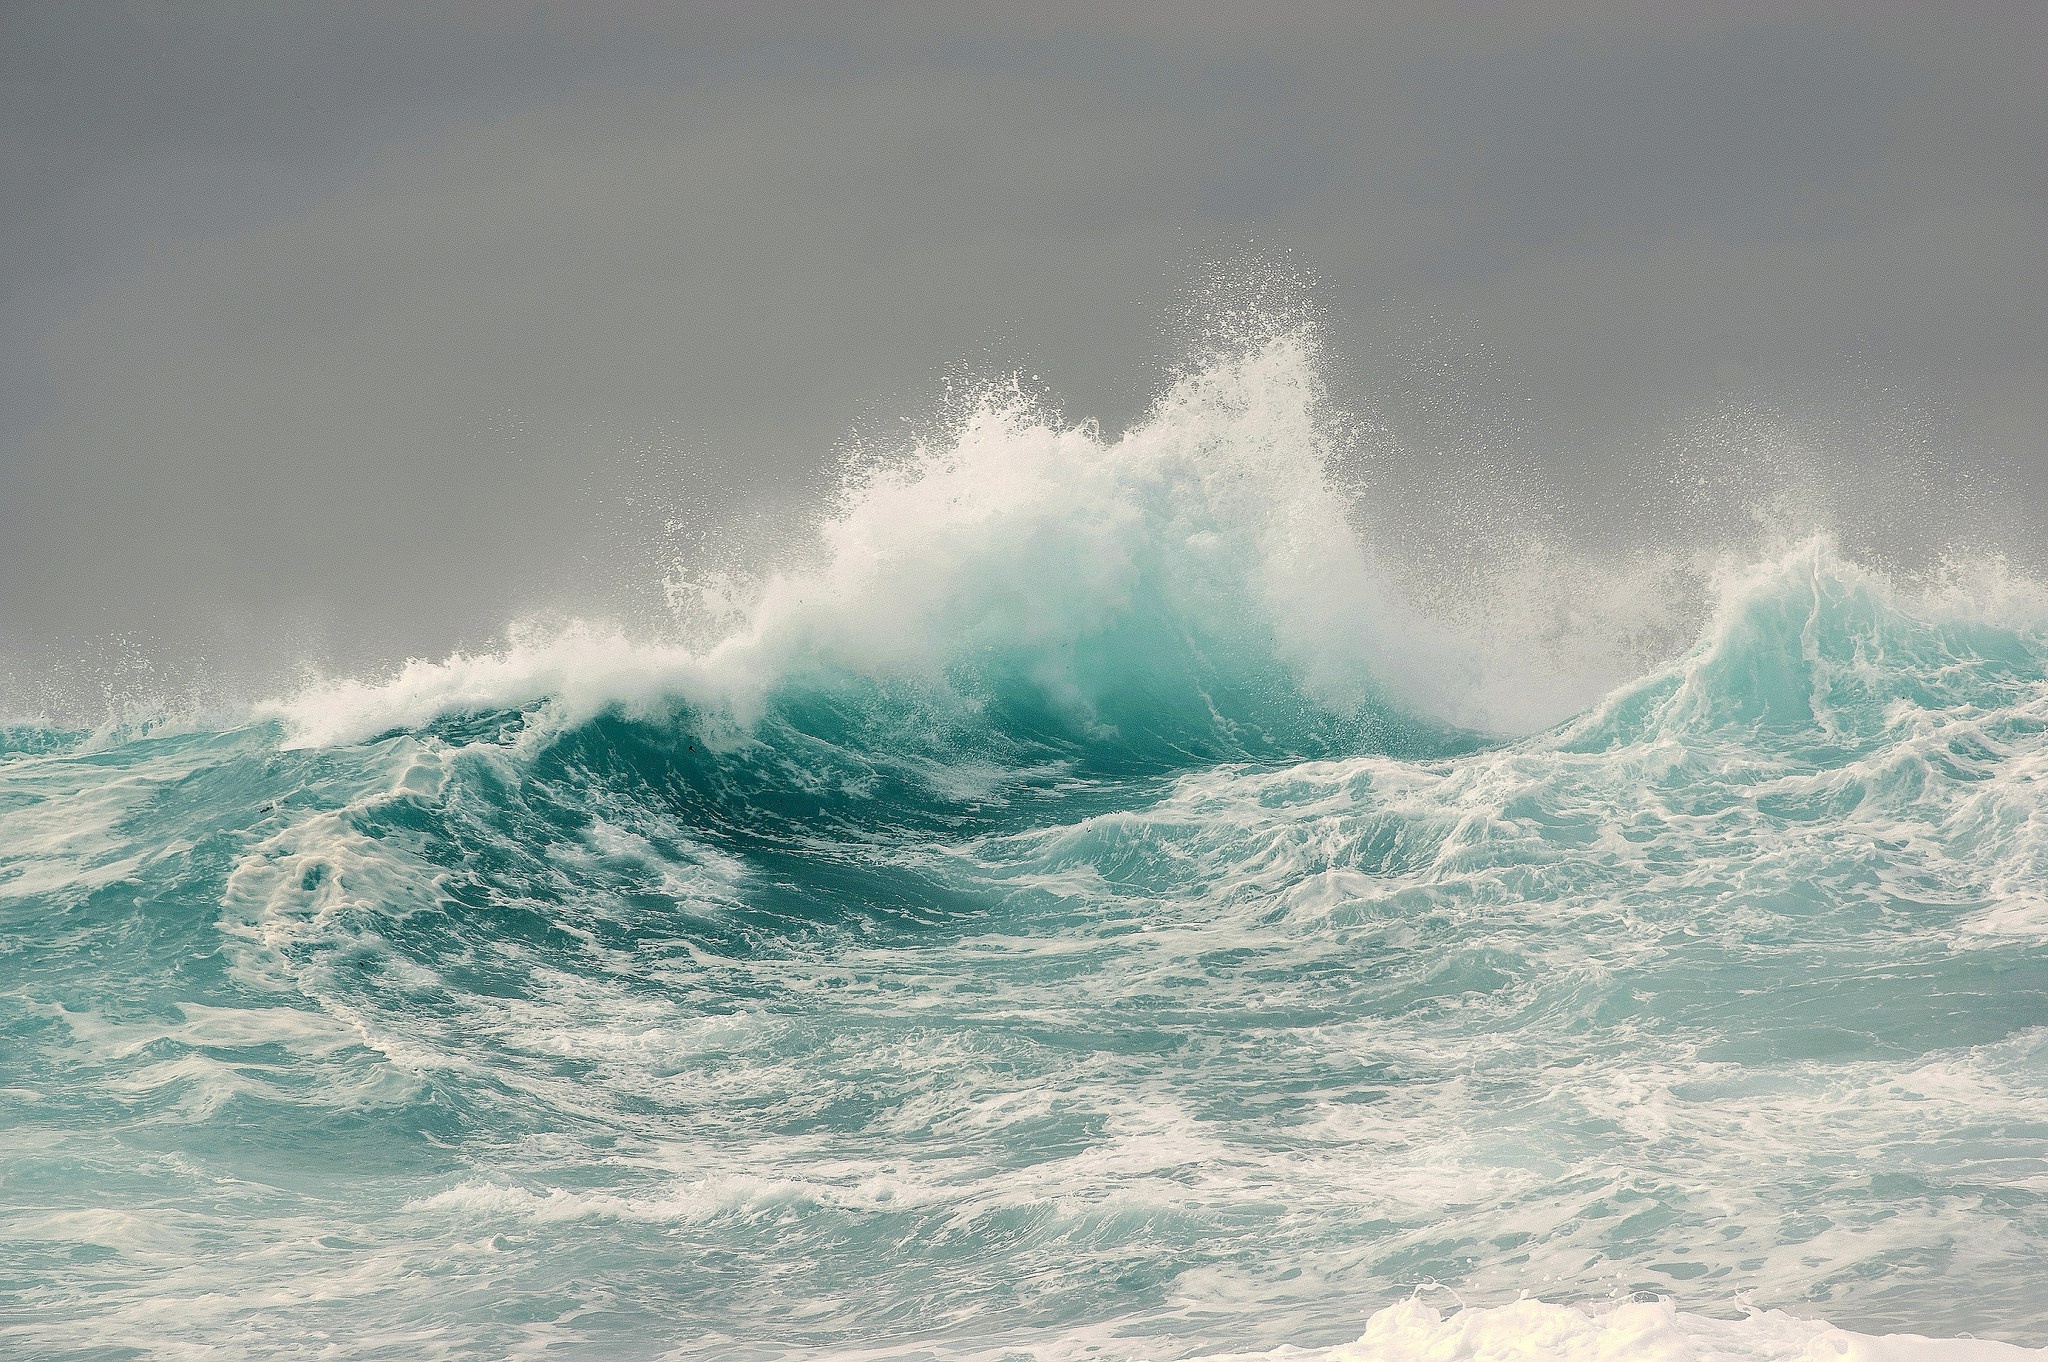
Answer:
(4, 338, 2046, 1360)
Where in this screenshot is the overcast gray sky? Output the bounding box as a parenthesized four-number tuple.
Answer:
(4, 2, 2045, 707)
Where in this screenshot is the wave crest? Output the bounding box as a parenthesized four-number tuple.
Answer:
(1561, 538, 2048, 756)
(266, 336, 1464, 761)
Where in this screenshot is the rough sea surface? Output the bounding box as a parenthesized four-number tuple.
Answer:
(5, 342, 2047, 1359)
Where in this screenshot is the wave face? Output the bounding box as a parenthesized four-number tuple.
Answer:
(6, 342, 2048, 1360)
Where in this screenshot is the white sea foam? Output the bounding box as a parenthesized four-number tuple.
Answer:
(14, 344, 2048, 1360)
(259, 336, 1709, 749)
(1170, 1298, 2046, 1362)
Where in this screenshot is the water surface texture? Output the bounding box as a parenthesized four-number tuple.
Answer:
(5, 343, 2047, 1359)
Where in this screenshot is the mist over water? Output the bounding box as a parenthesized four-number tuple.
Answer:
(5, 332, 2048, 1359)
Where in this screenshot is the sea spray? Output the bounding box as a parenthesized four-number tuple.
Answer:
(5, 342, 2048, 1359)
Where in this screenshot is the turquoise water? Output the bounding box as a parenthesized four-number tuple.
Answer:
(5, 343, 2048, 1359)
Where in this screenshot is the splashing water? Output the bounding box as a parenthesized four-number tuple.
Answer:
(4, 338, 2048, 1360)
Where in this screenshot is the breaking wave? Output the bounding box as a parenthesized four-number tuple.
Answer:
(4, 336, 2047, 1359)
